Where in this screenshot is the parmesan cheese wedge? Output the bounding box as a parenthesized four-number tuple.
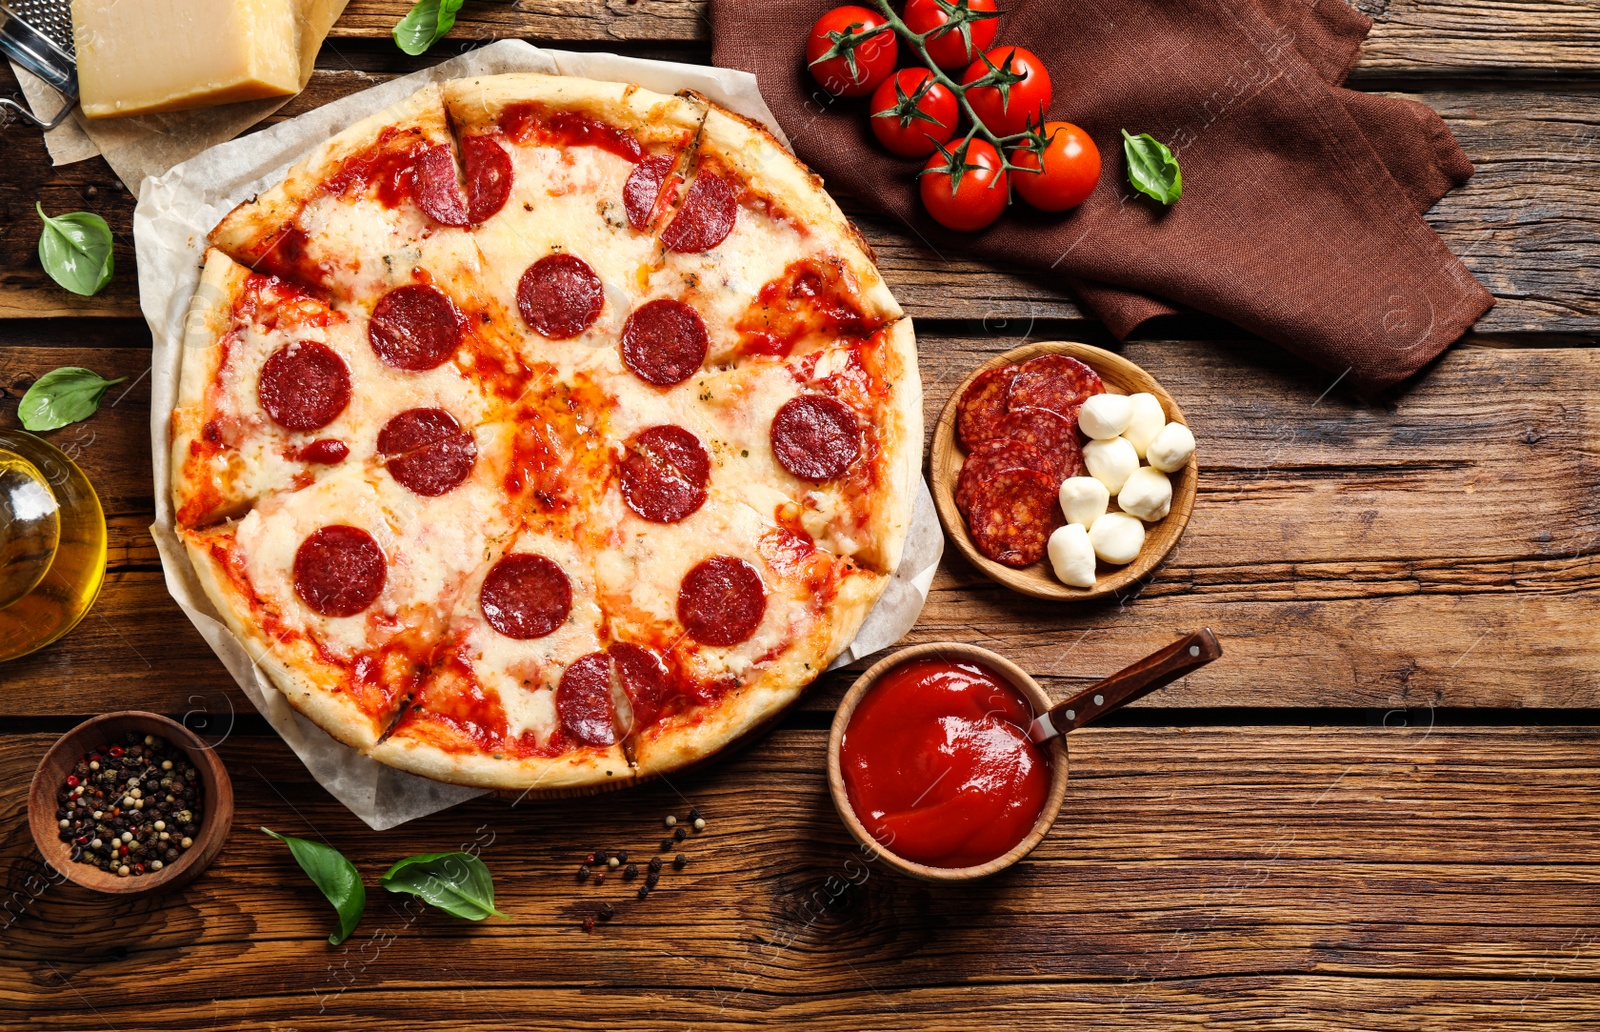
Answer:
(74, 0, 304, 118)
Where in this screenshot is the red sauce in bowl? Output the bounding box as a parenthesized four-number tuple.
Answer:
(839, 658, 1051, 869)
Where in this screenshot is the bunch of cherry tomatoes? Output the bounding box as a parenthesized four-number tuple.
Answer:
(806, 0, 1101, 232)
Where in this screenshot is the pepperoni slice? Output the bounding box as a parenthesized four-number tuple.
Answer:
(1006, 354, 1105, 418)
(955, 438, 1052, 516)
(610, 642, 669, 730)
(556, 652, 618, 746)
(966, 468, 1063, 568)
(620, 299, 708, 386)
(661, 171, 737, 253)
(258, 341, 350, 431)
(462, 135, 513, 223)
(956, 366, 1018, 449)
(369, 285, 462, 371)
(620, 425, 709, 523)
(624, 153, 676, 232)
(771, 394, 862, 482)
(987, 407, 1084, 482)
(517, 254, 604, 340)
(414, 144, 469, 227)
(378, 408, 477, 497)
(293, 525, 387, 617)
(480, 553, 572, 639)
(297, 438, 349, 465)
(678, 556, 766, 647)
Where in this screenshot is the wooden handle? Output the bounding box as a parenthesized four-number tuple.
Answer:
(1032, 629, 1222, 739)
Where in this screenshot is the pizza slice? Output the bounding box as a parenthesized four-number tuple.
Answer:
(171, 249, 499, 531)
(440, 74, 706, 355)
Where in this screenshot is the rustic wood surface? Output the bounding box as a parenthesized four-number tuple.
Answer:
(0, 2, 1596, 1029)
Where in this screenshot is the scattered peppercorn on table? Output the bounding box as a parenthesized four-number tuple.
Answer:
(3, 4, 1600, 1030)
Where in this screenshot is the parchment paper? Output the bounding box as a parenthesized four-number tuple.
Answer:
(136, 40, 941, 830)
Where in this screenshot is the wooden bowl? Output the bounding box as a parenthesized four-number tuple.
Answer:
(826, 643, 1071, 882)
(29, 712, 234, 897)
(931, 341, 1198, 601)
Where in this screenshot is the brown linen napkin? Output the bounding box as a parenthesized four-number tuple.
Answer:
(711, 0, 1494, 393)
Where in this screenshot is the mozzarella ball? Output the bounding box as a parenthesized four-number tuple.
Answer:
(1118, 466, 1173, 522)
(1088, 512, 1146, 565)
(1122, 393, 1167, 458)
(1048, 524, 1098, 588)
(1058, 476, 1109, 528)
(1083, 436, 1140, 494)
(1076, 394, 1133, 440)
(1146, 421, 1195, 473)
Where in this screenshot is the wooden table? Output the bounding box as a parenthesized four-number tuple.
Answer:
(3, 4, 1598, 1028)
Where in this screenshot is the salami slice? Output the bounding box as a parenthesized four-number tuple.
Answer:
(620, 425, 709, 523)
(1006, 354, 1105, 418)
(678, 555, 766, 647)
(258, 341, 350, 431)
(771, 394, 862, 482)
(954, 438, 1052, 515)
(296, 438, 349, 465)
(518, 254, 604, 340)
(369, 284, 462, 371)
(661, 171, 737, 253)
(378, 408, 477, 497)
(293, 525, 386, 617)
(620, 298, 708, 386)
(624, 153, 676, 232)
(480, 553, 572, 640)
(557, 643, 671, 745)
(557, 652, 619, 746)
(413, 144, 469, 227)
(987, 407, 1085, 481)
(956, 366, 1017, 449)
(966, 467, 1062, 568)
(461, 135, 513, 223)
(610, 642, 669, 731)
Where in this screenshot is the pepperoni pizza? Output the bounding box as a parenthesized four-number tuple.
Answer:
(170, 75, 922, 789)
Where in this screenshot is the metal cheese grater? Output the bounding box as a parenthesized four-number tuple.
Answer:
(0, 0, 77, 130)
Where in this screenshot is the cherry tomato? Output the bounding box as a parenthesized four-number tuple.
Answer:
(902, 0, 1000, 70)
(806, 6, 899, 98)
(870, 69, 959, 159)
(920, 139, 1009, 232)
(1010, 122, 1101, 211)
(960, 46, 1053, 138)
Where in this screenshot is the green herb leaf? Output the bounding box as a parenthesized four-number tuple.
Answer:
(36, 203, 114, 296)
(261, 828, 365, 945)
(380, 852, 506, 921)
(18, 366, 127, 432)
(1121, 130, 1182, 205)
(393, 0, 466, 56)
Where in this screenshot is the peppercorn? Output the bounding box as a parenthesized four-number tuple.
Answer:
(688, 806, 701, 821)
(664, 815, 677, 828)
(645, 871, 660, 888)
(648, 856, 662, 873)
(693, 817, 706, 831)
(594, 871, 605, 885)
(582, 916, 595, 933)
(675, 853, 687, 869)
(674, 826, 686, 841)
(598, 902, 614, 921)
(623, 864, 638, 880)
(55, 732, 203, 877)
(637, 886, 650, 900)
(660, 838, 674, 852)
(615, 850, 628, 864)
(607, 855, 619, 869)
(577, 865, 591, 882)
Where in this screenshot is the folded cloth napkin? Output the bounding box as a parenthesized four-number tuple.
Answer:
(711, 0, 1494, 393)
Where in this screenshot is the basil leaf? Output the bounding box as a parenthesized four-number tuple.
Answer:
(261, 827, 365, 945)
(1121, 130, 1182, 205)
(36, 203, 114, 296)
(381, 852, 506, 921)
(393, 0, 466, 56)
(18, 366, 127, 432)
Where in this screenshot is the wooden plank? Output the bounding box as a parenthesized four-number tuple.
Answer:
(1, 74, 1597, 332)
(0, 338, 1595, 713)
(328, 0, 1600, 74)
(2, 727, 1599, 1029)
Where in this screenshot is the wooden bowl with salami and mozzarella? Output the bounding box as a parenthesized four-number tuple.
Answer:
(931, 342, 1198, 601)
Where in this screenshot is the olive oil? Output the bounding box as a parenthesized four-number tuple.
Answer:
(0, 430, 107, 662)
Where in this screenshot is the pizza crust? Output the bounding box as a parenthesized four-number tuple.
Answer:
(170, 249, 249, 522)
(442, 72, 706, 144)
